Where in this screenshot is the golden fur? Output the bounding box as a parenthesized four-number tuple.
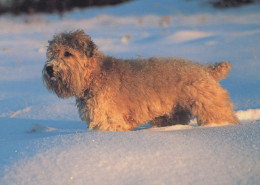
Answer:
(43, 30, 239, 131)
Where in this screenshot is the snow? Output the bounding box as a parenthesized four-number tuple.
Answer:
(0, 0, 260, 184)
(1, 118, 260, 185)
(167, 30, 214, 44)
(236, 109, 260, 121)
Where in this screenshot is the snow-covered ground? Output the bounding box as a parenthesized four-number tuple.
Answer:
(0, 0, 260, 184)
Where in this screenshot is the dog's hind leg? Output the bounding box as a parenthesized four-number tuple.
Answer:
(183, 80, 239, 126)
(151, 106, 191, 127)
(171, 107, 192, 125)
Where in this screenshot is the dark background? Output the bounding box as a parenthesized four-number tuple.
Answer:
(0, 0, 260, 15)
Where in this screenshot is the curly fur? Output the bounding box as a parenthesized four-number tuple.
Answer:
(43, 30, 239, 131)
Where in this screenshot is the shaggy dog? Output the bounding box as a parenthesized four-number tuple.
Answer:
(43, 30, 239, 131)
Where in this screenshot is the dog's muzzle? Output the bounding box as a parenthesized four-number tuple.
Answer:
(45, 63, 56, 81)
(46, 65, 54, 77)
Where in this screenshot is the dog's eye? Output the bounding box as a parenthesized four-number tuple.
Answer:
(64, 51, 72, 57)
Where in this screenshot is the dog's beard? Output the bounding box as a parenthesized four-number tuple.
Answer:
(42, 63, 85, 98)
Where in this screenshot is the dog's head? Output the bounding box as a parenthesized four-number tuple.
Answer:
(42, 30, 98, 98)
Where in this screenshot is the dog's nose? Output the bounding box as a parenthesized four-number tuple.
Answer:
(46, 65, 54, 77)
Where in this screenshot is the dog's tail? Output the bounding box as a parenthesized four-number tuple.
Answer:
(207, 61, 232, 81)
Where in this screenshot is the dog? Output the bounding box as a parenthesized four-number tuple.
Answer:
(43, 30, 239, 131)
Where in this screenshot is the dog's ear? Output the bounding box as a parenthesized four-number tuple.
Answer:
(71, 30, 98, 58)
(85, 39, 97, 58)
